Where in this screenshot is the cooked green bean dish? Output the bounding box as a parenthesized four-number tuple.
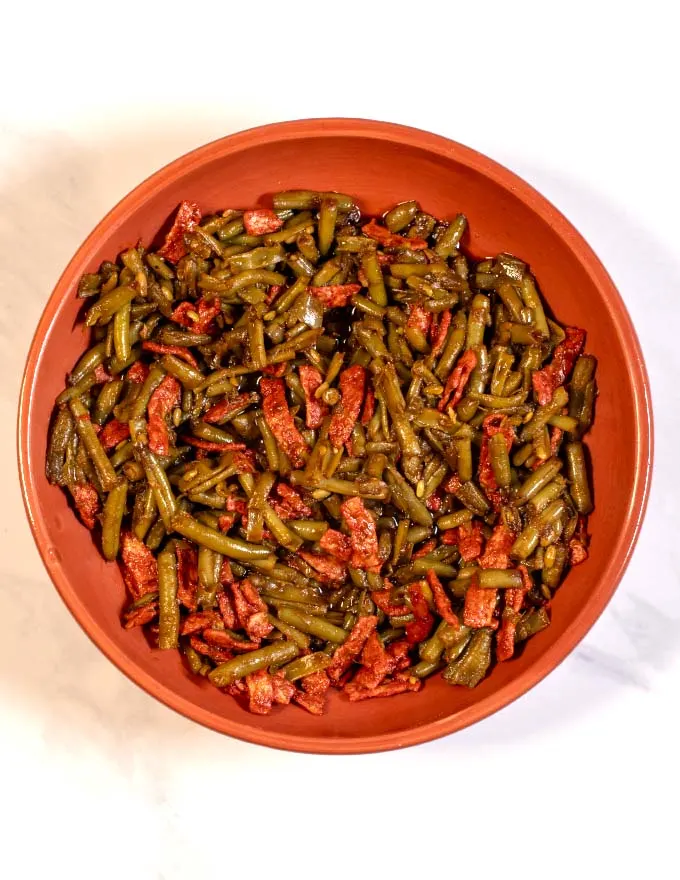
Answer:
(46, 193, 596, 714)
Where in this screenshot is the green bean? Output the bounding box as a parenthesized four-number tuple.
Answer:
(85, 285, 137, 327)
(437, 509, 474, 530)
(478, 569, 523, 589)
(514, 458, 562, 504)
(132, 485, 157, 541)
(277, 608, 348, 643)
(542, 543, 568, 589)
(46, 407, 74, 485)
(384, 200, 419, 232)
(528, 476, 567, 514)
(449, 479, 490, 516)
(520, 386, 569, 441)
(520, 275, 550, 339)
(160, 354, 205, 389)
(434, 214, 466, 257)
(272, 190, 356, 211)
(288, 520, 329, 541)
(157, 543, 180, 649)
(261, 503, 303, 551)
(92, 378, 124, 425)
(283, 652, 333, 681)
(488, 431, 512, 488)
(135, 445, 177, 528)
(443, 628, 493, 687)
(68, 343, 106, 385)
(171, 512, 274, 565)
(384, 465, 433, 527)
(409, 659, 442, 678)
(101, 478, 128, 560)
(515, 607, 550, 643)
(113, 301, 132, 363)
(68, 398, 119, 491)
(209, 641, 300, 687)
(466, 295, 490, 349)
(145, 517, 166, 550)
(361, 249, 387, 306)
(267, 614, 311, 650)
(565, 440, 593, 514)
(130, 364, 166, 420)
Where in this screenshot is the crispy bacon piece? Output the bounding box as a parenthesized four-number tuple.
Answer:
(246, 668, 274, 715)
(93, 363, 112, 384)
(294, 670, 330, 715)
(260, 378, 308, 467)
(189, 635, 233, 663)
(217, 588, 237, 628)
(262, 363, 287, 377)
(157, 200, 202, 264)
(361, 219, 428, 250)
(122, 601, 159, 629)
(426, 570, 459, 628)
(309, 284, 361, 308)
(243, 209, 284, 236)
(496, 566, 530, 661)
(327, 615, 378, 682)
(569, 515, 589, 565)
(479, 524, 515, 570)
(141, 341, 198, 368)
(370, 587, 408, 617)
(407, 303, 432, 335)
(457, 520, 485, 562)
(430, 309, 452, 357)
(478, 413, 515, 504)
(70, 481, 100, 529)
(147, 375, 181, 455)
(387, 639, 412, 671)
(99, 418, 130, 451)
(352, 632, 396, 689)
(413, 538, 437, 559)
(203, 393, 258, 425)
(405, 582, 434, 644)
(297, 551, 347, 584)
(298, 365, 329, 429)
(426, 490, 443, 512)
(344, 677, 422, 701)
(126, 361, 149, 384)
(463, 576, 498, 629)
(438, 349, 477, 411)
(319, 528, 352, 562)
(361, 386, 375, 426)
(120, 530, 158, 599)
(271, 672, 296, 706)
(340, 496, 381, 572)
(176, 546, 199, 611)
(170, 298, 221, 335)
(180, 611, 223, 635)
(532, 327, 586, 404)
(275, 483, 313, 518)
(329, 365, 366, 449)
(203, 629, 259, 651)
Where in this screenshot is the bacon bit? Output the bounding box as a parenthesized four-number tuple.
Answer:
(438, 349, 477, 411)
(189, 635, 233, 663)
(93, 363, 112, 384)
(180, 611, 223, 635)
(175, 546, 199, 611)
(203, 629, 260, 651)
(260, 377, 308, 467)
(99, 418, 130, 451)
(478, 413, 515, 502)
(463, 577, 498, 629)
(170, 298, 221, 335)
(217, 513, 237, 533)
(126, 361, 149, 384)
(352, 632, 396, 689)
(141, 341, 198, 368)
(387, 639, 412, 671)
(262, 362, 287, 377)
(246, 610, 274, 641)
(275, 483, 313, 518)
(371, 588, 407, 617)
(361, 386, 375, 426)
(157, 201, 202, 264)
(405, 582, 435, 644)
(327, 615, 378, 683)
(479, 524, 515, 570)
(243, 209, 284, 236)
(309, 283, 361, 309)
(272, 672, 296, 706)
(319, 528, 352, 562)
(294, 670, 330, 715)
(340, 496, 381, 572)
(426, 490, 443, 512)
(357, 268, 368, 287)
(298, 365, 329, 429)
(225, 680, 246, 697)
(361, 219, 428, 250)
(532, 327, 586, 404)
(429, 309, 452, 357)
(344, 677, 422, 701)
(179, 436, 247, 453)
(226, 497, 248, 515)
(496, 570, 530, 662)
(122, 601, 159, 629)
(245, 668, 274, 715)
(412, 538, 437, 559)
(457, 520, 485, 562)
(569, 515, 589, 565)
(443, 474, 462, 495)
(120, 531, 158, 599)
(297, 551, 347, 584)
(204, 393, 258, 425)
(229, 581, 254, 629)
(265, 284, 283, 306)
(147, 375, 181, 455)
(329, 365, 366, 449)
(426, 570, 460, 628)
(550, 426, 564, 457)
(407, 303, 432, 335)
(441, 530, 458, 545)
(70, 481, 100, 529)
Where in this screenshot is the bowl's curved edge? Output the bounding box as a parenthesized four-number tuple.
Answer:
(17, 118, 654, 754)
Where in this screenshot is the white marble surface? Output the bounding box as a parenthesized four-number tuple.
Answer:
(1, 3, 678, 878)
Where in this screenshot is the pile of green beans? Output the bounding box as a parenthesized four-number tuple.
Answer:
(46, 190, 596, 710)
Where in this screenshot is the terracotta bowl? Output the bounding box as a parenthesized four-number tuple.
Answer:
(18, 119, 652, 753)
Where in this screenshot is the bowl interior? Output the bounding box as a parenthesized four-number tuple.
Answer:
(20, 122, 651, 752)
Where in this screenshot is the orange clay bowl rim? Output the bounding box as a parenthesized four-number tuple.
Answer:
(17, 119, 653, 754)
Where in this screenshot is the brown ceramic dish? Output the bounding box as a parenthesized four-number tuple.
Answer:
(18, 119, 652, 753)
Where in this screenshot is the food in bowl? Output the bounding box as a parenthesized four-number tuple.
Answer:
(45, 190, 596, 717)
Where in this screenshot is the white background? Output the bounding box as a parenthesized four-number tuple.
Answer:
(1, 2, 678, 878)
